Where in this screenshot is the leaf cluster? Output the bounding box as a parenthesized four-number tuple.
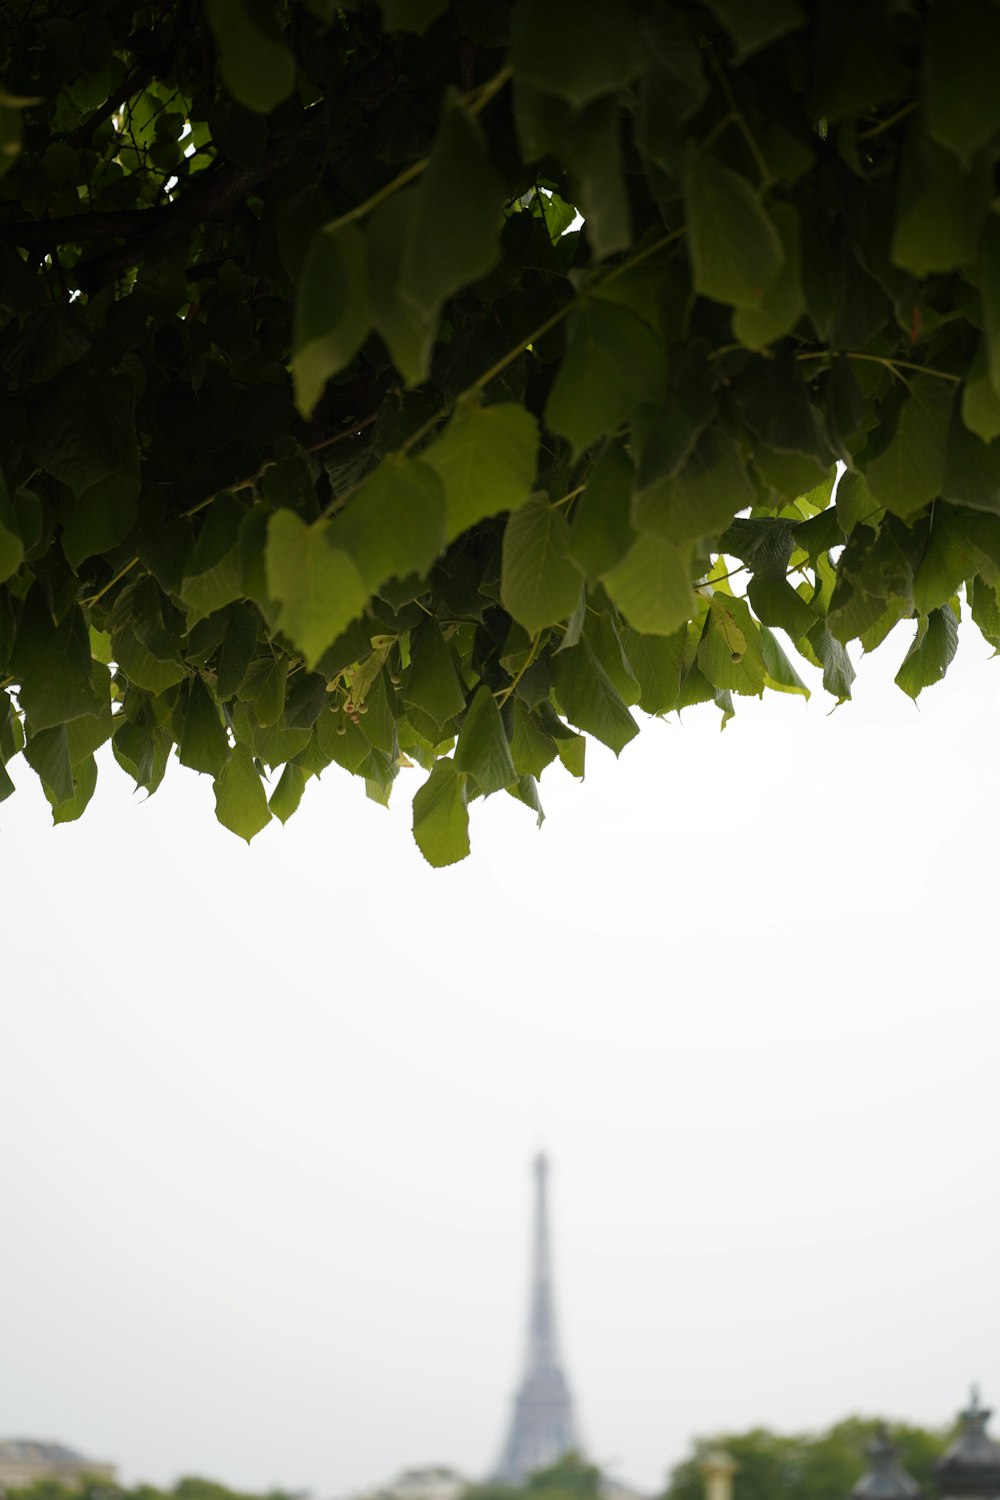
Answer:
(2, 0, 1000, 861)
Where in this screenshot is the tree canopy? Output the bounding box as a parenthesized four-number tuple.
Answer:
(2, 0, 1000, 862)
(663, 1419, 948, 1500)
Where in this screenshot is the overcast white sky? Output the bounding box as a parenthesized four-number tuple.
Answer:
(1, 616, 998, 1500)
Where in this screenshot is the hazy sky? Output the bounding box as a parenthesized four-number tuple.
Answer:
(1, 618, 998, 1500)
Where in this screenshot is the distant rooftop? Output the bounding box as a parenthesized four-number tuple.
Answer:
(0, 1442, 90, 1465)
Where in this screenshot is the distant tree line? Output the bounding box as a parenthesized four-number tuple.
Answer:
(463, 1421, 949, 1500)
(4, 1476, 302, 1500)
(5, 1419, 952, 1500)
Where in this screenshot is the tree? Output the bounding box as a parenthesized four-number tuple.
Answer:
(8, 1479, 301, 1500)
(663, 1419, 949, 1500)
(464, 1454, 603, 1500)
(1, 1, 999, 863)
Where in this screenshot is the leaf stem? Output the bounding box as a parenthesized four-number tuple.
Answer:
(796, 350, 962, 384)
(496, 631, 544, 708)
(471, 228, 684, 394)
(704, 50, 771, 186)
(82, 556, 140, 608)
(552, 483, 586, 509)
(857, 102, 918, 141)
(319, 65, 513, 240)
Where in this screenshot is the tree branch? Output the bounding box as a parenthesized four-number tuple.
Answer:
(0, 51, 398, 284)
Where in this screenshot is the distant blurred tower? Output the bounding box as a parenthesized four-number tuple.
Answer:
(494, 1154, 582, 1482)
(934, 1389, 1000, 1500)
(700, 1450, 737, 1500)
(846, 1427, 919, 1500)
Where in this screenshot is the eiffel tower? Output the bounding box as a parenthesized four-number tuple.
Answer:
(494, 1154, 583, 1483)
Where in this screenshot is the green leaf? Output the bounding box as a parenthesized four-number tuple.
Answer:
(510, 701, 558, 778)
(293, 222, 370, 418)
(976, 217, 1000, 401)
(698, 596, 766, 696)
(412, 758, 470, 867)
(23, 724, 73, 806)
(180, 494, 246, 622)
(913, 506, 981, 616)
(265, 509, 368, 669)
(760, 625, 810, 698)
(501, 495, 582, 635)
(332, 456, 446, 590)
(568, 441, 634, 581)
(735, 352, 830, 460)
(962, 339, 1000, 444)
(555, 731, 586, 778)
(746, 576, 816, 643)
(269, 762, 307, 823)
(836, 470, 881, 536)
(603, 535, 695, 636)
(0, 757, 14, 803)
(586, 612, 639, 705)
(112, 627, 187, 695)
(895, 605, 959, 699)
(704, 0, 805, 59)
(399, 96, 504, 320)
(507, 774, 545, 828)
(683, 148, 784, 311)
(891, 140, 991, 276)
(0, 484, 23, 585)
(619, 626, 686, 715)
(564, 95, 630, 260)
(379, 0, 449, 32)
(545, 300, 667, 455)
(27, 373, 137, 499)
(367, 193, 435, 387)
(47, 752, 97, 824)
(732, 202, 805, 350)
(552, 637, 638, 755)
(0, 694, 25, 763)
(925, 0, 1000, 166)
(942, 419, 1000, 514)
(0, 89, 40, 179)
(213, 746, 272, 842)
(510, 0, 643, 108)
(178, 675, 231, 777)
(240, 654, 288, 727)
(454, 685, 517, 794)
(421, 402, 539, 542)
(66, 664, 113, 763)
(865, 376, 956, 519)
(405, 622, 466, 729)
(10, 589, 101, 730)
(805, 620, 855, 703)
(215, 604, 260, 699)
(633, 428, 755, 544)
(970, 575, 1000, 647)
(205, 0, 295, 114)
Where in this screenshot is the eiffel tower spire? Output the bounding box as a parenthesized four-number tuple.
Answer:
(494, 1154, 582, 1483)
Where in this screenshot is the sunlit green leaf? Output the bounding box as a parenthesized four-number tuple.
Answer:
(213, 746, 272, 843)
(265, 509, 368, 669)
(412, 758, 470, 866)
(421, 402, 538, 542)
(501, 495, 581, 635)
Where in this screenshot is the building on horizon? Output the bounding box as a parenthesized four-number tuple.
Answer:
(354, 1466, 470, 1500)
(493, 1154, 583, 1484)
(0, 1439, 117, 1492)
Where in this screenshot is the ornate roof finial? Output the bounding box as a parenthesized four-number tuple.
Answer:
(934, 1388, 1000, 1499)
(846, 1427, 918, 1500)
